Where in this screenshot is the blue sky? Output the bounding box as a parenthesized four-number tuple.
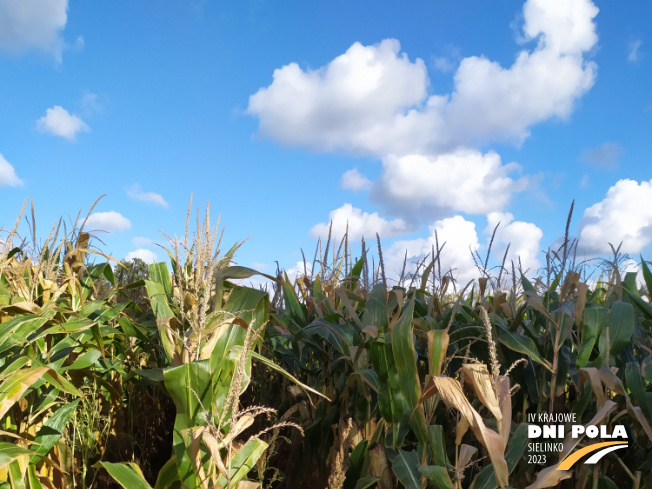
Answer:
(1, 0, 651, 284)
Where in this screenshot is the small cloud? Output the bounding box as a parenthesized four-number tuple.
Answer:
(84, 211, 131, 233)
(36, 106, 89, 140)
(72, 35, 84, 52)
(581, 142, 623, 170)
(132, 236, 154, 247)
(250, 262, 268, 271)
(432, 45, 460, 73)
(433, 56, 455, 73)
(628, 39, 642, 62)
(124, 248, 158, 264)
(579, 173, 590, 188)
(126, 184, 169, 208)
(340, 168, 372, 191)
(81, 91, 102, 114)
(0, 153, 23, 187)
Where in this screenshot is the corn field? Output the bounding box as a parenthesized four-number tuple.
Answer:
(1, 200, 651, 489)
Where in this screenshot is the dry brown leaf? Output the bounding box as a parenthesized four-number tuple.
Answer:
(463, 363, 502, 421)
(0, 367, 49, 420)
(430, 376, 509, 487)
(236, 482, 261, 489)
(525, 463, 571, 489)
(575, 282, 589, 327)
(578, 368, 607, 405)
(369, 445, 393, 489)
(627, 405, 652, 440)
(0, 301, 42, 314)
(361, 325, 379, 338)
(457, 444, 478, 482)
(479, 277, 488, 297)
(496, 375, 512, 448)
(202, 430, 229, 478)
(456, 417, 470, 445)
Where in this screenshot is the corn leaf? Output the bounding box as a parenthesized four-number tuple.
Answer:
(215, 438, 268, 488)
(419, 465, 454, 489)
(96, 461, 154, 489)
(391, 449, 421, 489)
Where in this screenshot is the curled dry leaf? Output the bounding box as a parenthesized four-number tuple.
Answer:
(369, 445, 393, 489)
(462, 363, 502, 421)
(524, 463, 571, 489)
(457, 444, 478, 483)
(429, 376, 509, 488)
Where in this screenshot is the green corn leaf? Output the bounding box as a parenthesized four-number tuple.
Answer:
(216, 438, 268, 488)
(0, 443, 38, 471)
(281, 273, 307, 327)
(149, 262, 173, 296)
(144, 280, 175, 320)
(419, 465, 454, 489)
(62, 349, 102, 371)
(344, 440, 369, 489)
(428, 425, 449, 468)
(599, 301, 634, 361)
(27, 465, 45, 489)
(577, 307, 607, 367)
(392, 298, 421, 410)
(495, 325, 553, 373)
(8, 459, 26, 489)
(391, 449, 421, 489)
(353, 477, 380, 489)
(154, 457, 180, 489)
(370, 342, 409, 426)
(363, 284, 389, 333)
(163, 360, 214, 486)
(625, 362, 652, 422)
(428, 329, 449, 377)
(598, 476, 619, 489)
(31, 399, 80, 463)
(96, 461, 154, 489)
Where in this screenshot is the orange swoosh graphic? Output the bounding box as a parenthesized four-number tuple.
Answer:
(557, 441, 628, 471)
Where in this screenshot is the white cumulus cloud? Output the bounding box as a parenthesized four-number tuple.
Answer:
(37, 106, 89, 140)
(125, 249, 158, 264)
(84, 211, 131, 233)
(372, 150, 526, 218)
(486, 212, 543, 273)
(0, 0, 68, 60)
(521, 0, 598, 54)
(578, 179, 652, 255)
(386, 216, 481, 286)
(311, 203, 412, 241)
(126, 184, 169, 208)
(248, 0, 598, 156)
(0, 153, 23, 187)
(248, 38, 429, 155)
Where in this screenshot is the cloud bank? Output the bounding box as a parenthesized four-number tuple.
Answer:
(0, 0, 68, 60)
(248, 0, 600, 275)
